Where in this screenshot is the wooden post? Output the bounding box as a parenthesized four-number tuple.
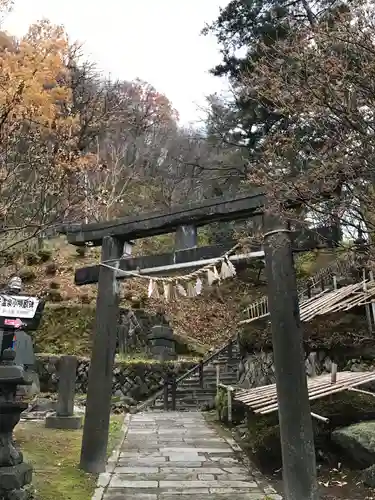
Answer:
(163, 378, 169, 411)
(363, 269, 373, 334)
(227, 387, 233, 424)
(171, 375, 176, 411)
(309, 352, 317, 378)
(198, 360, 204, 388)
(307, 281, 312, 299)
(331, 362, 337, 384)
(369, 271, 375, 329)
(227, 339, 233, 363)
(332, 274, 337, 290)
(263, 215, 318, 500)
(216, 363, 220, 396)
(79, 236, 123, 473)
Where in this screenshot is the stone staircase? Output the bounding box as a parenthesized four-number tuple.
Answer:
(137, 340, 241, 412)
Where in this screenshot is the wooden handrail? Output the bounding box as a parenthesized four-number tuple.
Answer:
(134, 335, 237, 413)
(241, 255, 353, 323)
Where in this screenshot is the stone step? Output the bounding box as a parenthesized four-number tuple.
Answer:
(152, 388, 218, 401)
(175, 385, 218, 392)
(152, 390, 220, 408)
(145, 345, 241, 412)
(174, 391, 217, 400)
(188, 362, 239, 378)
(179, 381, 235, 387)
(179, 381, 238, 391)
(186, 367, 239, 378)
(179, 383, 237, 392)
(181, 374, 238, 385)
(182, 371, 237, 377)
(152, 391, 233, 408)
(179, 382, 237, 391)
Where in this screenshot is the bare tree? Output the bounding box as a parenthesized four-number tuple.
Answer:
(238, 2, 375, 243)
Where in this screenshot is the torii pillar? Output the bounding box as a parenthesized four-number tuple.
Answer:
(263, 214, 318, 500)
(80, 236, 123, 473)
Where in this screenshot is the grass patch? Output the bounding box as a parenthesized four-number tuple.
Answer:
(14, 415, 123, 500)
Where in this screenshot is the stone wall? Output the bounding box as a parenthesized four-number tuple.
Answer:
(238, 349, 375, 388)
(35, 354, 196, 408)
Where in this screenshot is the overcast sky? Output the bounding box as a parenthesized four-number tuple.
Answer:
(3, 0, 229, 126)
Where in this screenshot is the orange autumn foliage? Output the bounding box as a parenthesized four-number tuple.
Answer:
(0, 17, 91, 245)
(0, 20, 76, 143)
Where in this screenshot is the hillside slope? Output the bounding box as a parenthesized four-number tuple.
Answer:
(1, 236, 337, 355)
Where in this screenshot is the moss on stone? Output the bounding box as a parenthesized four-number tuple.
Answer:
(34, 304, 94, 356)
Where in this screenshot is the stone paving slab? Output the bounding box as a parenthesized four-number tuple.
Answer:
(94, 411, 282, 500)
(103, 493, 271, 500)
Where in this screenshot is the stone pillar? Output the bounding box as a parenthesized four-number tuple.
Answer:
(0, 334, 33, 500)
(148, 325, 177, 361)
(45, 356, 82, 430)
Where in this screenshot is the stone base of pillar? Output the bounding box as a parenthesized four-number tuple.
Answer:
(45, 414, 83, 430)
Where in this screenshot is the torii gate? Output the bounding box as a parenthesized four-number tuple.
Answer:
(66, 189, 339, 500)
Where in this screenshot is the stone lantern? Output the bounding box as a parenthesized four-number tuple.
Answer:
(0, 330, 33, 499)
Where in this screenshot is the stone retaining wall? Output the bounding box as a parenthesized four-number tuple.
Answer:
(238, 350, 375, 388)
(35, 354, 196, 408)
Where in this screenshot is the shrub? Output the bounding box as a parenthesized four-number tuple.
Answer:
(49, 280, 60, 290)
(2, 250, 17, 265)
(80, 293, 91, 304)
(23, 251, 39, 266)
(38, 248, 52, 262)
(45, 262, 57, 275)
(19, 267, 36, 282)
(47, 289, 63, 302)
(75, 247, 86, 258)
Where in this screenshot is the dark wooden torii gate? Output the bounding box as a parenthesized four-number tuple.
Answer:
(67, 191, 337, 500)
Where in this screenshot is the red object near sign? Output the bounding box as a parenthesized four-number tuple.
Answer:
(4, 318, 23, 328)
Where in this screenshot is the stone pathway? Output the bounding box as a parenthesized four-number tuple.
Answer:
(95, 411, 282, 499)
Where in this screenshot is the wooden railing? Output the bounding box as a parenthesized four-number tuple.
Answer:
(133, 335, 238, 413)
(240, 256, 354, 325)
